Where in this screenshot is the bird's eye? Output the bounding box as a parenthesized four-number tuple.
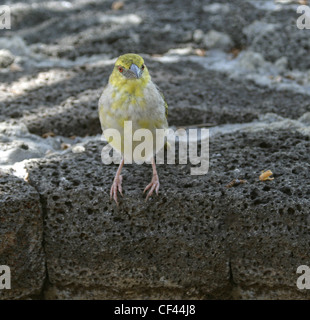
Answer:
(118, 66, 124, 73)
(141, 64, 145, 70)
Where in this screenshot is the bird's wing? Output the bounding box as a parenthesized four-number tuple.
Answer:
(156, 85, 168, 119)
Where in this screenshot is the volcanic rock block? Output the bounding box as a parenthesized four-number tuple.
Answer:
(0, 173, 45, 299)
(26, 129, 310, 299)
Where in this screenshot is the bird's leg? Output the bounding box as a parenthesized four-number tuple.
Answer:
(110, 158, 124, 205)
(143, 157, 160, 201)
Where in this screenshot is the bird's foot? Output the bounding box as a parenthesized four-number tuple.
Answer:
(143, 174, 160, 201)
(110, 175, 123, 205)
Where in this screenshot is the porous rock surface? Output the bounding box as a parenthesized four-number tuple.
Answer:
(25, 128, 310, 299)
(0, 173, 45, 299)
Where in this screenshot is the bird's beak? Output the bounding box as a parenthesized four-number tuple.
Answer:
(130, 63, 142, 79)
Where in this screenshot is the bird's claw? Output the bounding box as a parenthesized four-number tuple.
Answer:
(110, 175, 123, 205)
(143, 174, 160, 201)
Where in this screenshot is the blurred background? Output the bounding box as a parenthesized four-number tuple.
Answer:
(1, 0, 310, 169)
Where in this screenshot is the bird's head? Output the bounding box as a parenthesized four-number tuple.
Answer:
(109, 53, 150, 86)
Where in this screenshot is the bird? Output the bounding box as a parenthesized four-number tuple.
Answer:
(98, 53, 168, 205)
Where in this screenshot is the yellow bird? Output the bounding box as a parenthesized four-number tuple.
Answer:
(98, 53, 168, 205)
